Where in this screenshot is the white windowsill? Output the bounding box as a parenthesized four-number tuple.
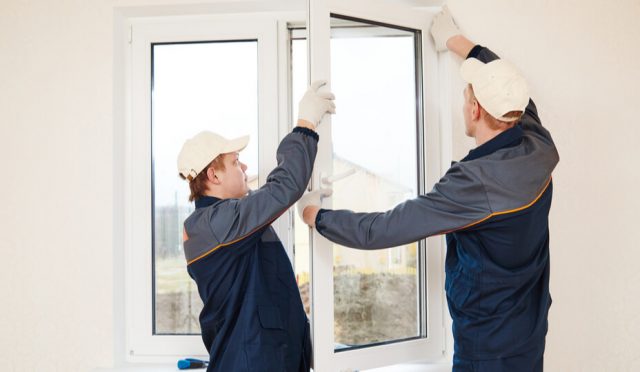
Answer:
(95, 361, 452, 372)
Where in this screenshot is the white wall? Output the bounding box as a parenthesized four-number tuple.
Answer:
(0, 1, 114, 371)
(445, 1, 640, 371)
(0, 0, 639, 371)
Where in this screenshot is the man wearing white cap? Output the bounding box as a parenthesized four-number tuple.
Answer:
(298, 7, 559, 372)
(178, 81, 334, 372)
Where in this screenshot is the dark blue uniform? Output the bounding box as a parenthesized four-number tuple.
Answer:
(315, 46, 558, 371)
(183, 128, 318, 371)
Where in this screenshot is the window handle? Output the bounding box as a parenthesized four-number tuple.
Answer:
(321, 168, 355, 186)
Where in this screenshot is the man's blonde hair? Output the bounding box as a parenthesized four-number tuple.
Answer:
(468, 84, 523, 130)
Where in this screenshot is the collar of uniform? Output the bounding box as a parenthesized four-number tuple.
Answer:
(195, 195, 222, 209)
(461, 124, 524, 162)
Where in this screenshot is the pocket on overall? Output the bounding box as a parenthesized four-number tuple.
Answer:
(244, 306, 287, 371)
(257, 305, 284, 329)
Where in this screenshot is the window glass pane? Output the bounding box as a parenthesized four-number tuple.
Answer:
(329, 16, 421, 349)
(152, 41, 259, 334)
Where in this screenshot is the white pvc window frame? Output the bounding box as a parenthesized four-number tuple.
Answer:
(120, 2, 448, 368)
(307, 0, 447, 370)
(125, 14, 283, 361)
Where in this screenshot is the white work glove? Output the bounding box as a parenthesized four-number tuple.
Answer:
(298, 80, 336, 127)
(296, 188, 333, 222)
(430, 5, 461, 52)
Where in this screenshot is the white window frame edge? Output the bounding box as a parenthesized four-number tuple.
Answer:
(123, 13, 285, 362)
(274, 13, 307, 263)
(436, 37, 457, 362)
(308, 0, 449, 370)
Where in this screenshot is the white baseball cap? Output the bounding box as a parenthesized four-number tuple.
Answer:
(177, 131, 249, 181)
(460, 58, 529, 122)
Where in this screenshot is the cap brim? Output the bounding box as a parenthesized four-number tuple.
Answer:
(222, 135, 250, 154)
(460, 58, 484, 83)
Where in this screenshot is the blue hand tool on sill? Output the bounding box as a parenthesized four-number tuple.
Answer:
(177, 358, 208, 369)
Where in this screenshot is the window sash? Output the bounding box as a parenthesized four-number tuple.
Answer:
(126, 15, 280, 359)
(307, 0, 445, 370)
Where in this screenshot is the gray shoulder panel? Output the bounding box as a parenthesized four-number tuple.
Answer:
(471, 131, 558, 213)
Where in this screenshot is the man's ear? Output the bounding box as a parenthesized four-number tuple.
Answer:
(472, 100, 481, 121)
(206, 167, 221, 185)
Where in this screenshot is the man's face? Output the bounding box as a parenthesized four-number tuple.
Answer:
(216, 152, 249, 198)
(463, 85, 477, 138)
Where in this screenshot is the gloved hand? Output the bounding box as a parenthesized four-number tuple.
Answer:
(430, 5, 461, 52)
(296, 188, 333, 224)
(298, 80, 336, 128)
